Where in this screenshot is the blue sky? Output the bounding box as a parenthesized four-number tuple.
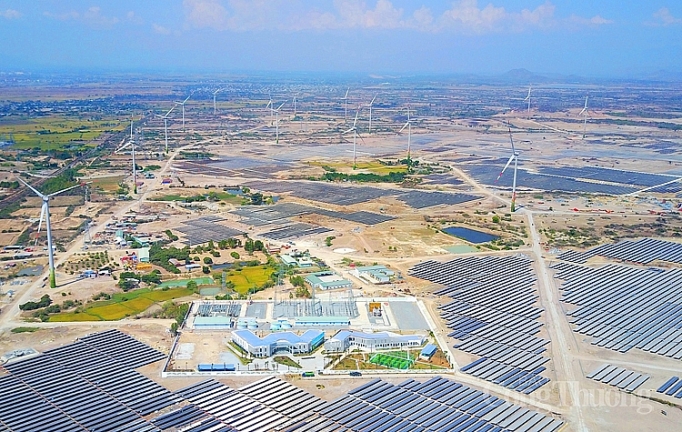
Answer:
(1, 1, 681, 77)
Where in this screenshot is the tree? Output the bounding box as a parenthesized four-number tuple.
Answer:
(254, 240, 264, 251)
(250, 192, 263, 205)
(202, 266, 210, 274)
(492, 215, 501, 224)
(170, 322, 179, 336)
(230, 251, 240, 259)
(203, 257, 213, 264)
(186, 280, 198, 292)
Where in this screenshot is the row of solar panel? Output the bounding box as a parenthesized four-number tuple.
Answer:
(558, 237, 682, 265)
(656, 376, 682, 398)
(461, 358, 549, 394)
(586, 364, 650, 392)
(553, 262, 682, 358)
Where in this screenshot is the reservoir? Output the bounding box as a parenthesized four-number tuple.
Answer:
(443, 226, 499, 244)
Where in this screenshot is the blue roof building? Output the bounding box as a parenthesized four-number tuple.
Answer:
(420, 344, 438, 359)
(232, 329, 324, 358)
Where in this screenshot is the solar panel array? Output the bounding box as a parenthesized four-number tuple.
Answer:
(409, 256, 550, 394)
(463, 164, 639, 195)
(261, 223, 333, 240)
(0, 330, 171, 432)
(552, 262, 682, 358)
(169, 377, 326, 432)
(234, 202, 394, 227)
(586, 364, 650, 391)
(176, 218, 244, 246)
(243, 180, 399, 205)
(656, 376, 682, 398)
(287, 376, 563, 432)
(536, 166, 675, 187)
(558, 237, 682, 265)
(396, 190, 481, 209)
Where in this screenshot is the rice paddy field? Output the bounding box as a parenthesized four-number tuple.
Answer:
(227, 265, 276, 295)
(0, 116, 125, 150)
(48, 286, 195, 321)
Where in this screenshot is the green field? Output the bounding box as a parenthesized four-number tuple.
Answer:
(369, 351, 415, 370)
(227, 266, 275, 294)
(48, 287, 195, 322)
(0, 116, 125, 150)
(311, 160, 408, 174)
(157, 277, 213, 289)
(150, 192, 243, 204)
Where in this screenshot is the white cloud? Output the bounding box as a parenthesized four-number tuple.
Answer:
(44, 6, 119, 29)
(152, 23, 172, 35)
(648, 7, 682, 26)
(0, 9, 21, 19)
(126, 11, 144, 25)
(568, 14, 613, 26)
(181, 0, 611, 34)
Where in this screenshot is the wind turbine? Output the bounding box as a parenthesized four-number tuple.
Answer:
(292, 95, 298, 118)
(272, 101, 286, 143)
(175, 94, 191, 132)
(341, 88, 349, 120)
(343, 106, 361, 169)
(496, 125, 520, 212)
(524, 85, 532, 117)
(156, 105, 175, 153)
(399, 105, 412, 160)
(18, 178, 84, 288)
(213, 89, 223, 115)
(266, 93, 273, 125)
(130, 118, 138, 194)
(579, 96, 589, 139)
(367, 94, 378, 134)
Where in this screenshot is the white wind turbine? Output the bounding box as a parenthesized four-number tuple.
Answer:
(579, 96, 589, 139)
(399, 105, 413, 160)
(272, 101, 286, 143)
(156, 105, 175, 153)
(496, 125, 521, 212)
(175, 94, 191, 132)
(266, 93, 273, 125)
(19, 178, 84, 288)
(213, 88, 223, 115)
(343, 107, 362, 169)
(367, 94, 378, 134)
(129, 117, 138, 194)
(341, 88, 349, 120)
(524, 85, 532, 117)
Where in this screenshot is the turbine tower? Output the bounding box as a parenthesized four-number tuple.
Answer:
(130, 118, 137, 194)
(343, 107, 361, 169)
(496, 125, 520, 212)
(524, 85, 532, 117)
(266, 93, 273, 125)
(156, 105, 175, 153)
(272, 101, 286, 143)
(175, 94, 191, 132)
(341, 88, 349, 120)
(367, 94, 378, 134)
(19, 178, 83, 288)
(399, 105, 412, 160)
(579, 96, 589, 139)
(213, 88, 223, 115)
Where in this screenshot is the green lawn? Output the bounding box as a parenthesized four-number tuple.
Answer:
(228, 266, 275, 294)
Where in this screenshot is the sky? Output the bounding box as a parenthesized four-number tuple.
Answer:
(0, 1, 681, 78)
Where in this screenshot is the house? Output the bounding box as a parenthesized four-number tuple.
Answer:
(351, 265, 395, 284)
(305, 271, 352, 291)
(280, 253, 314, 268)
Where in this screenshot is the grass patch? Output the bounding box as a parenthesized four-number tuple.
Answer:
(48, 286, 195, 322)
(49, 312, 102, 322)
(1, 116, 125, 150)
(10, 327, 42, 333)
(273, 356, 301, 369)
(157, 277, 212, 289)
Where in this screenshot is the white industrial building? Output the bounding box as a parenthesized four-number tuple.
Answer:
(324, 330, 426, 353)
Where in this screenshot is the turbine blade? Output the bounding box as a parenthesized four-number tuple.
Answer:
(183, 94, 191, 103)
(344, 88, 349, 98)
(579, 107, 586, 116)
(496, 155, 515, 182)
(352, 108, 359, 127)
(370, 94, 377, 105)
(17, 177, 45, 198)
(342, 127, 354, 134)
(37, 203, 46, 233)
(277, 102, 286, 111)
(508, 126, 516, 153)
(399, 121, 409, 133)
(165, 105, 175, 117)
(49, 183, 83, 197)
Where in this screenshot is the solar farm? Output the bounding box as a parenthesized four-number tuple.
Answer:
(409, 256, 551, 394)
(175, 216, 244, 246)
